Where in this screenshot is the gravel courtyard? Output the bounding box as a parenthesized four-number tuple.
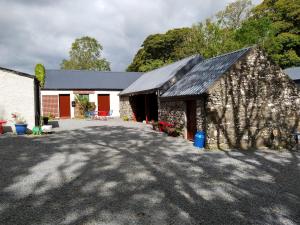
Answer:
(0, 119, 299, 225)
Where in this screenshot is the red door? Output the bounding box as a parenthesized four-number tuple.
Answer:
(98, 94, 110, 116)
(59, 94, 71, 118)
(186, 100, 197, 140)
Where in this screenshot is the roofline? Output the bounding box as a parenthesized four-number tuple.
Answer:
(120, 54, 203, 96)
(120, 88, 158, 96)
(0, 67, 35, 79)
(284, 66, 300, 70)
(196, 46, 253, 64)
(45, 69, 143, 74)
(42, 88, 124, 91)
(160, 93, 208, 101)
(161, 47, 254, 98)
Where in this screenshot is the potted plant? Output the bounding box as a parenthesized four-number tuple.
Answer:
(11, 113, 27, 135)
(42, 116, 49, 125)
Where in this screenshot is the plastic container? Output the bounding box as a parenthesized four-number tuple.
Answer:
(15, 124, 27, 135)
(194, 131, 205, 148)
(0, 120, 7, 134)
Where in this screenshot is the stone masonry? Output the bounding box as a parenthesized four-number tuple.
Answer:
(120, 47, 300, 150)
(205, 48, 300, 149)
(158, 100, 186, 130)
(156, 48, 300, 149)
(120, 96, 135, 120)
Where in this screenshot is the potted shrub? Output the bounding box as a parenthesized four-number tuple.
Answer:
(11, 113, 27, 135)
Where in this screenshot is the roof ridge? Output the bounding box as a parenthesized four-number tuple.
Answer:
(199, 46, 253, 63)
(0, 66, 34, 79)
(46, 69, 142, 73)
(140, 54, 201, 74)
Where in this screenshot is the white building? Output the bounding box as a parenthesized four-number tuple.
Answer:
(41, 70, 142, 118)
(0, 67, 40, 130)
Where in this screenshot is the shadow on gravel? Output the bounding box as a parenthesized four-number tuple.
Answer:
(0, 125, 299, 225)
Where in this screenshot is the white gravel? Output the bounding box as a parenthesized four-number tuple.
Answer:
(0, 119, 299, 225)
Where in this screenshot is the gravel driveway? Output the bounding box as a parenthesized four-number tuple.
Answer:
(0, 119, 299, 225)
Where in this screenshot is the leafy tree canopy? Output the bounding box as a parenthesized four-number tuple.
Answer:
(61, 36, 111, 71)
(128, 0, 300, 72)
(127, 28, 192, 72)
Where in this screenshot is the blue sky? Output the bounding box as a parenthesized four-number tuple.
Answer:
(0, 0, 261, 73)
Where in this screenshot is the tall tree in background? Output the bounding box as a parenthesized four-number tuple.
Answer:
(128, 0, 300, 72)
(216, 0, 253, 29)
(252, 0, 300, 67)
(127, 28, 191, 72)
(61, 36, 111, 71)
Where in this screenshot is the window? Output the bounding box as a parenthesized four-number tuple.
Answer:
(79, 94, 89, 101)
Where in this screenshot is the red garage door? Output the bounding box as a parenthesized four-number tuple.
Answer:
(59, 94, 71, 118)
(98, 94, 110, 116)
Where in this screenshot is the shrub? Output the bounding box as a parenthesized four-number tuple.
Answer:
(122, 115, 129, 121)
(75, 94, 95, 117)
(35, 64, 46, 88)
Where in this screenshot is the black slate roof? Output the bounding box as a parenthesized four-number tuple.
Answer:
(284, 67, 300, 80)
(43, 70, 143, 90)
(162, 47, 252, 97)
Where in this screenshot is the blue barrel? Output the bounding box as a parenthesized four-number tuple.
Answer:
(194, 131, 205, 148)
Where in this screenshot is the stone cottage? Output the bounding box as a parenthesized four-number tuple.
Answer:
(121, 47, 300, 149)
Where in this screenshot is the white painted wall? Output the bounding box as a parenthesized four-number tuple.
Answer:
(0, 70, 36, 130)
(94, 91, 120, 117)
(41, 90, 75, 118)
(41, 90, 121, 118)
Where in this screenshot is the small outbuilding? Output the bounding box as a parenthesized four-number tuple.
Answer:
(121, 47, 300, 149)
(0, 67, 40, 130)
(119, 55, 202, 122)
(41, 70, 142, 118)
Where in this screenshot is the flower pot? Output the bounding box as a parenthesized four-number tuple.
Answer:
(15, 124, 27, 135)
(42, 125, 52, 133)
(43, 117, 49, 125)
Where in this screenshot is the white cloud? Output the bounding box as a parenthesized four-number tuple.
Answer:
(0, 0, 262, 73)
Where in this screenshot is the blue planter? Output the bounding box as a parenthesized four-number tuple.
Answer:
(194, 131, 205, 149)
(15, 124, 28, 135)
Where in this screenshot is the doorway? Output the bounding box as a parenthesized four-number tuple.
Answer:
(59, 94, 71, 118)
(186, 100, 197, 140)
(98, 94, 110, 116)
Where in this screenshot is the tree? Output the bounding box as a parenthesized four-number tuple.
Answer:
(234, 17, 273, 46)
(127, 28, 192, 72)
(35, 64, 46, 88)
(127, 0, 300, 71)
(216, 0, 253, 29)
(175, 19, 240, 59)
(61, 36, 111, 71)
(252, 0, 300, 67)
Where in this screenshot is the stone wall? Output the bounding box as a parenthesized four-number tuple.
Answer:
(196, 98, 206, 132)
(120, 96, 135, 120)
(158, 100, 186, 130)
(205, 48, 300, 150)
(158, 97, 207, 137)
